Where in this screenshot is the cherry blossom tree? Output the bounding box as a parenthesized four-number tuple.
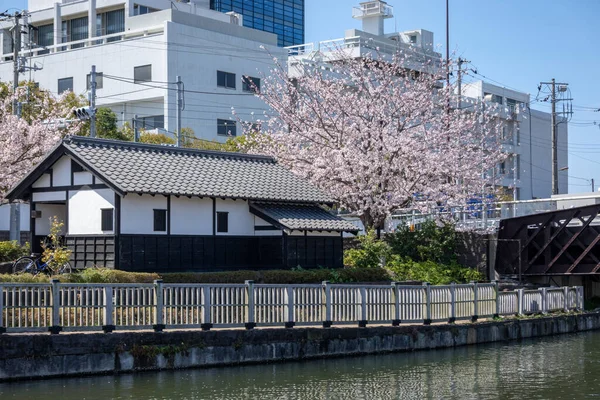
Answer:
(242, 50, 506, 231)
(0, 86, 79, 199)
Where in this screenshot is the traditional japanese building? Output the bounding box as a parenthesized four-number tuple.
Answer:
(6, 136, 357, 271)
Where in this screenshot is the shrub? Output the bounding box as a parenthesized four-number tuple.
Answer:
(0, 241, 30, 262)
(386, 256, 483, 285)
(70, 268, 160, 283)
(385, 220, 457, 264)
(41, 217, 71, 273)
(344, 230, 391, 268)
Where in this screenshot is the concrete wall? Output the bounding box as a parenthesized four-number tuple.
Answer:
(1, 313, 599, 382)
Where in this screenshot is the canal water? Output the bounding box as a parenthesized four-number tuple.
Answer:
(2, 331, 600, 399)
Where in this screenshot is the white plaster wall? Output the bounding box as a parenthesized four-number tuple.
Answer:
(170, 196, 212, 235)
(0, 204, 31, 231)
(32, 174, 51, 188)
(215, 199, 254, 236)
(289, 231, 341, 237)
(52, 156, 71, 187)
(253, 216, 282, 236)
(73, 171, 94, 185)
(35, 204, 67, 236)
(32, 191, 67, 202)
(121, 194, 167, 234)
(68, 188, 115, 235)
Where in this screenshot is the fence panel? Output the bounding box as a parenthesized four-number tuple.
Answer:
(209, 285, 247, 327)
(59, 284, 105, 331)
(1, 284, 52, 332)
(546, 288, 565, 312)
(522, 290, 543, 314)
(163, 284, 205, 328)
(397, 286, 426, 323)
(255, 284, 287, 325)
(498, 291, 518, 315)
(454, 285, 475, 319)
(330, 285, 361, 323)
(112, 284, 156, 329)
(293, 285, 322, 324)
(365, 286, 394, 323)
(430, 286, 451, 321)
(477, 284, 497, 317)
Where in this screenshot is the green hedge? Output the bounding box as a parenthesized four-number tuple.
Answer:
(0, 267, 390, 284)
(0, 241, 30, 263)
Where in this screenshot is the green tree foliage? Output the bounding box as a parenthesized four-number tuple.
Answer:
(343, 230, 391, 269)
(138, 130, 176, 145)
(385, 221, 458, 264)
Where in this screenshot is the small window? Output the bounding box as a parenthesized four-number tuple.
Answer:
(101, 208, 114, 231)
(86, 72, 103, 90)
(217, 119, 237, 136)
(217, 70, 236, 89)
(153, 209, 167, 232)
(409, 35, 417, 44)
(58, 77, 73, 94)
(242, 76, 261, 93)
(217, 212, 228, 233)
(134, 65, 152, 83)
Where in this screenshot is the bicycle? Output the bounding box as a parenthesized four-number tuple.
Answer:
(12, 253, 72, 275)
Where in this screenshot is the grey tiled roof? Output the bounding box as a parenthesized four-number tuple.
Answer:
(63, 137, 333, 203)
(250, 202, 359, 232)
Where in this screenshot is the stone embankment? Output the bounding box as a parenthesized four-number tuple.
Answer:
(1, 313, 599, 381)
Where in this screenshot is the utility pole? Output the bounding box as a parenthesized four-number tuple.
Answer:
(456, 57, 469, 109)
(89, 65, 97, 138)
(539, 79, 572, 195)
(592, 178, 595, 192)
(176, 75, 182, 147)
(133, 114, 139, 142)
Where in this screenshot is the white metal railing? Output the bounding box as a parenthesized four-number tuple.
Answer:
(0, 280, 583, 334)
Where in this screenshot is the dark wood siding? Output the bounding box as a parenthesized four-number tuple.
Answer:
(66, 235, 116, 269)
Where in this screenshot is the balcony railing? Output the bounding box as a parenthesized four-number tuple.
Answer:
(352, 2, 394, 19)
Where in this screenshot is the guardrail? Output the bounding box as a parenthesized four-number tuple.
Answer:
(0, 281, 583, 334)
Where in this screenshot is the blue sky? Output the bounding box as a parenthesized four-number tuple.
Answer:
(5, 0, 600, 194)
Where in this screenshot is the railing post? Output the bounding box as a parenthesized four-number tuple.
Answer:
(423, 283, 432, 325)
(102, 286, 115, 333)
(49, 279, 62, 334)
(449, 282, 456, 323)
(493, 280, 500, 319)
(358, 286, 368, 328)
(471, 281, 478, 322)
(517, 288, 524, 316)
(392, 282, 401, 326)
(153, 279, 165, 332)
(245, 280, 256, 330)
(540, 287, 548, 314)
(563, 286, 569, 312)
(322, 281, 332, 328)
(0, 284, 4, 334)
(285, 286, 295, 328)
(201, 285, 212, 331)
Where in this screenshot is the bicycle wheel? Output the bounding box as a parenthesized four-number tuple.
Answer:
(13, 257, 36, 274)
(57, 261, 72, 275)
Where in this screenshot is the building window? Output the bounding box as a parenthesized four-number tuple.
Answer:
(58, 77, 73, 94)
(134, 4, 159, 15)
(86, 72, 103, 90)
(217, 71, 236, 89)
(97, 9, 125, 41)
(217, 212, 228, 233)
(36, 24, 53, 54)
(62, 16, 89, 49)
(153, 209, 167, 232)
(101, 208, 114, 231)
(134, 65, 152, 83)
(242, 76, 261, 93)
(409, 35, 417, 44)
(140, 115, 164, 130)
(217, 119, 236, 136)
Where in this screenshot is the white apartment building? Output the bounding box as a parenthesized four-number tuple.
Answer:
(286, 1, 442, 78)
(0, 0, 287, 141)
(461, 81, 569, 200)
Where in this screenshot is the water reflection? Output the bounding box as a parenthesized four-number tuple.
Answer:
(0, 331, 598, 399)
